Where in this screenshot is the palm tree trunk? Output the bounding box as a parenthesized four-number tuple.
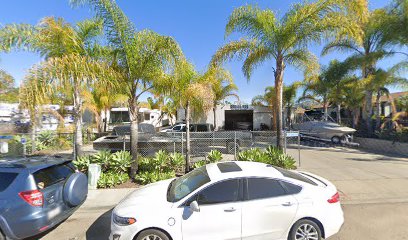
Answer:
(31, 121, 36, 154)
(213, 106, 217, 130)
(271, 106, 277, 131)
(185, 102, 191, 173)
(375, 91, 382, 131)
(129, 96, 139, 178)
(73, 88, 83, 158)
(323, 97, 328, 121)
(274, 56, 285, 149)
(351, 108, 359, 129)
(363, 90, 373, 133)
(336, 104, 341, 124)
(287, 105, 292, 130)
(103, 108, 108, 132)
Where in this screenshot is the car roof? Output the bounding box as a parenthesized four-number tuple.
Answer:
(205, 161, 284, 181)
(0, 156, 71, 172)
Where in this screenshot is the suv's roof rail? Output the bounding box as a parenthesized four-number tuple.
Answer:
(0, 160, 26, 168)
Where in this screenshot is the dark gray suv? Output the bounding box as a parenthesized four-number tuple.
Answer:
(0, 157, 88, 240)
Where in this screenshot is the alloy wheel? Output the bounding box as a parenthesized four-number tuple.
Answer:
(142, 235, 163, 240)
(295, 223, 319, 240)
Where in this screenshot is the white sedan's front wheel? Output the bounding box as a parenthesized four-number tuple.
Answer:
(136, 229, 170, 240)
(289, 219, 322, 240)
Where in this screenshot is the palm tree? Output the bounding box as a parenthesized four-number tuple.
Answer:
(322, 2, 407, 133)
(283, 82, 300, 128)
(71, 0, 183, 176)
(0, 69, 13, 94)
(370, 69, 407, 130)
(210, 68, 238, 130)
(342, 80, 365, 129)
(0, 17, 113, 157)
(0, 69, 18, 103)
(84, 87, 128, 133)
(211, 1, 353, 148)
(166, 60, 215, 172)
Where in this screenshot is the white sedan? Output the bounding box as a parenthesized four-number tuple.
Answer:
(109, 161, 344, 240)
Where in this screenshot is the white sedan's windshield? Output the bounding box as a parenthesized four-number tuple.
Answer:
(167, 166, 210, 202)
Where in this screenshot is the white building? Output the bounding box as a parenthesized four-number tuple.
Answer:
(102, 107, 173, 131)
(177, 104, 274, 131)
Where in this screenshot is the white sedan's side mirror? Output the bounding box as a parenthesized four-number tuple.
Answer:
(189, 201, 200, 212)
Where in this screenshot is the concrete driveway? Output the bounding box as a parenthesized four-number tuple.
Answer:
(35, 147, 408, 240)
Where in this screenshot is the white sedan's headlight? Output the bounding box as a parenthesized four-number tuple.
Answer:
(113, 214, 136, 226)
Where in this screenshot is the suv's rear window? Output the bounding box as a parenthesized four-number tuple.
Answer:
(33, 163, 75, 188)
(0, 172, 18, 192)
(275, 167, 318, 186)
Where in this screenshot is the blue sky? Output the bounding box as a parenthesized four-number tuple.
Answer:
(0, 0, 405, 103)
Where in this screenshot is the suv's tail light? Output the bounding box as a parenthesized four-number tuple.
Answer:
(327, 192, 340, 204)
(19, 190, 43, 207)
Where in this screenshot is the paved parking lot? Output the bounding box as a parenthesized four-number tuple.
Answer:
(34, 147, 408, 240)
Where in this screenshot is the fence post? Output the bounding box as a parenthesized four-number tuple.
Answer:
(73, 133, 76, 160)
(123, 135, 126, 151)
(234, 131, 237, 160)
(181, 132, 184, 156)
(298, 131, 301, 167)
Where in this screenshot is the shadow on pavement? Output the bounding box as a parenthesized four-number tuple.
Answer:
(86, 208, 113, 240)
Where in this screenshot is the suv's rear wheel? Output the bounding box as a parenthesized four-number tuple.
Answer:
(288, 219, 322, 240)
(135, 229, 169, 240)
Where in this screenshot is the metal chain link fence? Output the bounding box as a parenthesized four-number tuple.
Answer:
(1, 130, 302, 165)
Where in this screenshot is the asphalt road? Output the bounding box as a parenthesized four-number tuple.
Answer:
(35, 146, 408, 240)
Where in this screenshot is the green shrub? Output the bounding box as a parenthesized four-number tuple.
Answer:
(135, 171, 175, 185)
(37, 131, 57, 147)
(169, 152, 185, 172)
(192, 160, 207, 169)
(238, 146, 296, 170)
(207, 150, 223, 163)
(110, 151, 134, 173)
(73, 155, 90, 173)
(91, 150, 113, 172)
(97, 172, 130, 188)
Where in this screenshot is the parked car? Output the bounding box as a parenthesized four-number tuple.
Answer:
(160, 123, 186, 133)
(0, 157, 88, 240)
(109, 161, 344, 240)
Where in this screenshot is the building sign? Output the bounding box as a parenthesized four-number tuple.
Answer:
(230, 104, 253, 110)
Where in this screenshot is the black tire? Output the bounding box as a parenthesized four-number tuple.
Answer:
(135, 229, 170, 240)
(288, 219, 322, 240)
(331, 136, 341, 144)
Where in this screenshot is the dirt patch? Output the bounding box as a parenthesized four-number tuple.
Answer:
(113, 180, 142, 189)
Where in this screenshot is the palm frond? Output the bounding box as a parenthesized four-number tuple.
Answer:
(225, 5, 277, 41)
(211, 38, 256, 67)
(242, 45, 272, 80)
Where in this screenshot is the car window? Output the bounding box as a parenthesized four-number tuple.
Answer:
(196, 125, 208, 132)
(173, 126, 181, 131)
(274, 167, 317, 186)
(167, 166, 210, 203)
(0, 172, 18, 192)
(247, 178, 287, 200)
(33, 163, 75, 189)
(280, 181, 302, 195)
(196, 179, 240, 205)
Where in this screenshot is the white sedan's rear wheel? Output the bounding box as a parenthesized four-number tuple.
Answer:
(136, 229, 169, 240)
(289, 219, 322, 240)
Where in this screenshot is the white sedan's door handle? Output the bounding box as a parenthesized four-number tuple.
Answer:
(282, 202, 294, 207)
(224, 207, 237, 212)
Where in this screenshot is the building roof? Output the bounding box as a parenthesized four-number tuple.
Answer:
(374, 91, 408, 103)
